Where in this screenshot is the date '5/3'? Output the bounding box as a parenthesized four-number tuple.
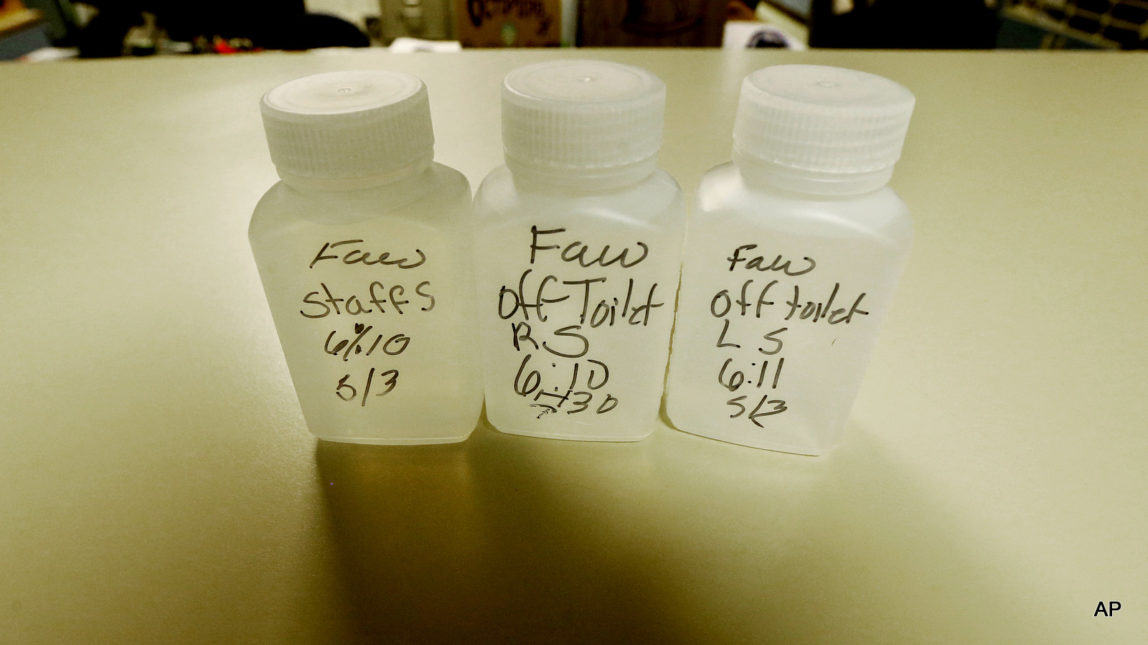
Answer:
(728, 393, 787, 427)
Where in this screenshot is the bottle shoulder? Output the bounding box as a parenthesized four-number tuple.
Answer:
(696, 162, 912, 246)
(251, 163, 471, 238)
(474, 165, 683, 226)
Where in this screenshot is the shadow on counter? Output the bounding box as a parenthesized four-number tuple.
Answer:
(314, 421, 687, 643)
(315, 416, 1058, 643)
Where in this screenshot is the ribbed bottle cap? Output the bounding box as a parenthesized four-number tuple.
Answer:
(501, 60, 666, 172)
(734, 65, 915, 177)
(260, 70, 434, 183)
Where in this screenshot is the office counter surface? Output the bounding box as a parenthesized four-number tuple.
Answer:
(1, 50, 1145, 643)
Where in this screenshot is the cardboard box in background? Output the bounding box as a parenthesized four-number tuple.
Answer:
(456, 0, 563, 46)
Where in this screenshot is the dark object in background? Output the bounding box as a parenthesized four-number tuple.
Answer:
(996, 0, 1148, 49)
(580, 0, 727, 46)
(809, 0, 999, 49)
(747, 29, 789, 47)
(77, 0, 367, 58)
(256, 12, 370, 50)
(77, 1, 142, 57)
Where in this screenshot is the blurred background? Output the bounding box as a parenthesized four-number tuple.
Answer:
(3, 0, 1146, 61)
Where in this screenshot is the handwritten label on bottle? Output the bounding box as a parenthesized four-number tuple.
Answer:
(496, 225, 665, 419)
(298, 238, 434, 407)
(711, 244, 869, 428)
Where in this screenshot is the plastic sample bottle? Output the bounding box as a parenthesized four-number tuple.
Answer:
(250, 70, 482, 444)
(473, 60, 685, 441)
(664, 65, 916, 455)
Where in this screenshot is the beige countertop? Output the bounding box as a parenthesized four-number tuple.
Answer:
(1, 49, 1145, 643)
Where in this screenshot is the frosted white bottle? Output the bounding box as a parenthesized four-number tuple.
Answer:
(665, 65, 916, 455)
(249, 70, 482, 444)
(473, 60, 685, 441)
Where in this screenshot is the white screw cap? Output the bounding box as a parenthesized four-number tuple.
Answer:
(734, 65, 915, 177)
(501, 60, 666, 172)
(260, 70, 434, 182)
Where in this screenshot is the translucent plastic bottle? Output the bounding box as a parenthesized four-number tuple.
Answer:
(249, 70, 482, 444)
(473, 60, 685, 441)
(665, 65, 916, 455)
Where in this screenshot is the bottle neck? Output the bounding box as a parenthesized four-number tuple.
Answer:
(278, 155, 433, 192)
(732, 149, 893, 198)
(505, 155, 657, 192)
